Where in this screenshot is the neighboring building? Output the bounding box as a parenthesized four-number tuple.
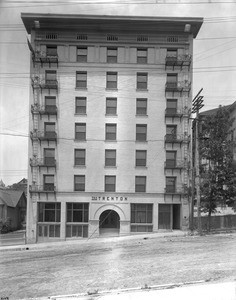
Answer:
(21, 13, 203, 243)
(8, 178, 28, 194)
(0, 189, 27, 231)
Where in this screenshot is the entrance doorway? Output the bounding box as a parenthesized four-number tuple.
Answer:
(158, 204, 181, 230)
(99, 210, 120, 237)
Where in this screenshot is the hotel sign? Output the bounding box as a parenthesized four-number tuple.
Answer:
(91, 196, 128, 201)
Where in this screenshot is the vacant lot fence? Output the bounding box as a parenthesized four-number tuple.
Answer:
(193, 214, 236, 231)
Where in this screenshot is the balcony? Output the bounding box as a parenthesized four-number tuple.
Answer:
(164, 159, 186, 174)
(30, 157, 56, 170)
(165, 54, 191, 70)
(32, 50, 58, 68)
(31, 76, 58, 93)
(31, 104, 57, 117)
(164, 186, 186, 201)
(165, 107, 190, 121)
(29, 184, 56, 199)
(165, 134, 190, 147)
(30, 130, 57, 144)
(165, 81, 191, 96)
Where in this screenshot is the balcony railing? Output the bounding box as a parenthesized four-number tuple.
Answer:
(31, 76, 58, 91)
(164, 186, 185, 194)
(165, 81, 191, 95)
(29, 184, 56, 193)
(32, 50, 58, 67)
(165, 107, 190, 118)
(31, 104, 57, 115)
(165, 134, 190, 144)
(30, 157, 56, 167)
(165, 54, 191, 70)
(165, 159, 185, 169)
(30, 130, 57, 141)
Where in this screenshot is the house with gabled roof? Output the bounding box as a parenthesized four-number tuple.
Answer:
(0, 189, 27, 231)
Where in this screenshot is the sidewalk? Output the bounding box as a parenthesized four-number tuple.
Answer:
(49, 281, 236, 300)
(0, 230, 188, 252)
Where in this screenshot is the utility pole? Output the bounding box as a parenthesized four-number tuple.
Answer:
(192, 89, 204, 234)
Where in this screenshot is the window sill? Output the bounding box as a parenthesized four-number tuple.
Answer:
(75, 113, 87, 116)
(105, 140, 117, 143)
(136, 89, 148, 92)
(75, 87, 87, 90)
(106, 88, 118, 91)
(104, 166, 117, 168)
(74, 139, 87, 142)
(105, 114, 118, 117)
(136, 114, 148, 117)
(74, 165, 86, 168)
(135, 140, 148, 143)
(135, 166, 147, 169)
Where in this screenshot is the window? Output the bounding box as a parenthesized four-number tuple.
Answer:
(45, 96, 56, 113)
(136, 124, 147, 141)
(76, 72, 87, 88)
(75, 123, 86, 140)
(105, 176, 116, 192)
(136, 150, 146, 167)
(45, 70, 57, 84)
(75, 149, 86, 166)
(67, 203, 89, 223)
(166, 125, 177, 140)
(38, 202, 61, 222)
(166, 74, 177, 88)
(105, 124, 117, 141)
(105, 150, 116, 167)
(74, 175, 85, 191)
(44, 122, 56, 138)
(44, 148, 55, 166)
(158, 204, 171, 229)
(43, 175, 55, 191)
(136, 98, 147, 115)
(77, 47, 87, 62)
(166, 99, 177, 114)
(106, 72, 117, 89)
(131, 204, 152, 232)
(75, 97, 86, 114)
(167, 48, 177, 58)
(106, 98, 117, 115)
(137, 73, 148, 90)
(137, 48, 147, 64)
(135, 176, 146, 192)
(166, 151, 176, 168)
(166, 177, 176, 193)
(46, 45, 57, 56)
(107, 47, 117, 63)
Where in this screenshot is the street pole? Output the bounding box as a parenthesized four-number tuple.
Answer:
(192, 89, 204, 234)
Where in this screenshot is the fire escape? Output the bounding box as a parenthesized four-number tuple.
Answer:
(164, 49, 191, 202)
(29, 43, 58, 200)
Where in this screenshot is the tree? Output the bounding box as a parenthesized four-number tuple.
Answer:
(199, 106, 236, 231)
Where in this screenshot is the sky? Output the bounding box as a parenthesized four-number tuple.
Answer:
(0, 0, 236, 186)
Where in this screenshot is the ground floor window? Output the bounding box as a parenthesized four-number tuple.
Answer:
(130, 203, 153, 232)
(66, 203, 89, 238)
(38, 224, 60, 238)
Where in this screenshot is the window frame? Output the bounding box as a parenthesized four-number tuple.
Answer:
(136, 98, 147, 115)
(106, 72, 118, 89)
(75, 123, 86, 141)
(105, 123, 117, 141)
(107, 47, 118, 63)
(136, 124, 147, 142)
(106, 98, 117, 115)
(74, 175, 85, 192)
(137, 72, 148, 90)
(77, 46, 87, 62)
(38, 202, 61, 223)
(137, 48, 147, 64)
(74, 149, 86, 166)
(105, 149, 116, 167)
(105, 175, 116, 192)
(75, 97, 87, 115)
(135, 176, 146, 192)
(136, 150, 147, 167)
(76, 71, 87, 89)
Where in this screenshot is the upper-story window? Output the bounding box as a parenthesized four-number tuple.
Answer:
(105, 124, 117, 141)
(137, 73, 148, 90)
(44, 148, 55, 165)
(45, 70, 57, 84)
(75, 123, 86, 141)
(75, 97, 86, 114)
(166, 99, 177, 114)
(166, 49, 177, 58)
(46, 45, 57, 56)
(43, 175, 55, 191)
(137, 48, 147, 64)
(105, 149, 116, 167)
(106, 72, 117, 89)
(106, 98, 117, 115)
(136, 98, 147, 115)
(45, 96, 56, 113)
(75, 149, 86, 166)
(107, 47, 117, 63)
(76, 72, 87, 88)
(136, 124, 147, 141)
(77, 47, 87, 62)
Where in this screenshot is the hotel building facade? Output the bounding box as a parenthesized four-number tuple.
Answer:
(22, 13, 203, 243)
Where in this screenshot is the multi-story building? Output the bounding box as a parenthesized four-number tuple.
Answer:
(22, 13, 203, 243)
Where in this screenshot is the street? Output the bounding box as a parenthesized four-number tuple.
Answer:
(0, 233, 236, 300)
